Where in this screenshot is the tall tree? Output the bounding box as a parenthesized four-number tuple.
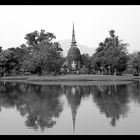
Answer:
(23, 30, 63, 75)
(24, 29, 56, 46)
(91, 30, 129, 75)
(7, 44, 30, 73)
(130, 52, 140, 74)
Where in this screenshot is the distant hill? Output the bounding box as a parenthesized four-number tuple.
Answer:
(58, 39, 95, 57)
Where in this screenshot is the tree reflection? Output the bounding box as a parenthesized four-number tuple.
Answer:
(19, 85, 63, 131)
(128, 81, 140, 104)
(92, 84, 130, 127)
(0, 82, 63, 131)
(0, 82, 24, 108)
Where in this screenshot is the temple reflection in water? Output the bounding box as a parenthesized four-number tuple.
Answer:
(0, 81, 140, 133)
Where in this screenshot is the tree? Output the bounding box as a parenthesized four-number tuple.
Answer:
(81, 53, 92, 73)
(23, 30, 63, 75)
(24, 29, 56, 46)
(0, 46, 3, 53)
(81, 53, 91, 67)
(0, 49, 16, 76)
(0, 43, 34, 76)
(0, 30, 63, 76)
(130, 52, 140, 74)
(91, 30, 129, 75)
(7, 44, 30, 74)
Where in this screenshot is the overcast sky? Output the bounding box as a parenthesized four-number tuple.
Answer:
(0, 5, 140, 53)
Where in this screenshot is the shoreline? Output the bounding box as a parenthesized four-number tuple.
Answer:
(26, 80, 134, 86)
(0, 74, 139, 86)
(0, 74, 140, 82)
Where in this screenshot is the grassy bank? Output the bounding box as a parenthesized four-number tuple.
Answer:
(0, 74, 140, 82)
(27, 80, 134, 86)
(0, 75, 33, 81)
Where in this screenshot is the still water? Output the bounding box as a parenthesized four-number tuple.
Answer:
(0, 80, 140, 135)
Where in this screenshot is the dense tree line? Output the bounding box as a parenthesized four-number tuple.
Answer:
(81, 30, 140, 75)
(0, 30, 64, 76)
(0, 29, 139, 76)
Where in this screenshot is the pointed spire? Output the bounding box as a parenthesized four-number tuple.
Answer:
(65, 86, 82, 133)
(72, 108, 76, 133)
(71, 22, 77, 47)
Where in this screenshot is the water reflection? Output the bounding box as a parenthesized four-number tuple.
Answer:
(92, 84, 129, 127)
(0, 81, 140, 133)
(63, 86, 83, 132)
(128, 81, 140, 104)
(0, 82, 63, 132)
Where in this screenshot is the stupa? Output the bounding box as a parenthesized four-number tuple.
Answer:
(63, 23, 83, 73)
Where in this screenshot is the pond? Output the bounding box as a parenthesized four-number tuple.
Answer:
(0, 80, 140, 135)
